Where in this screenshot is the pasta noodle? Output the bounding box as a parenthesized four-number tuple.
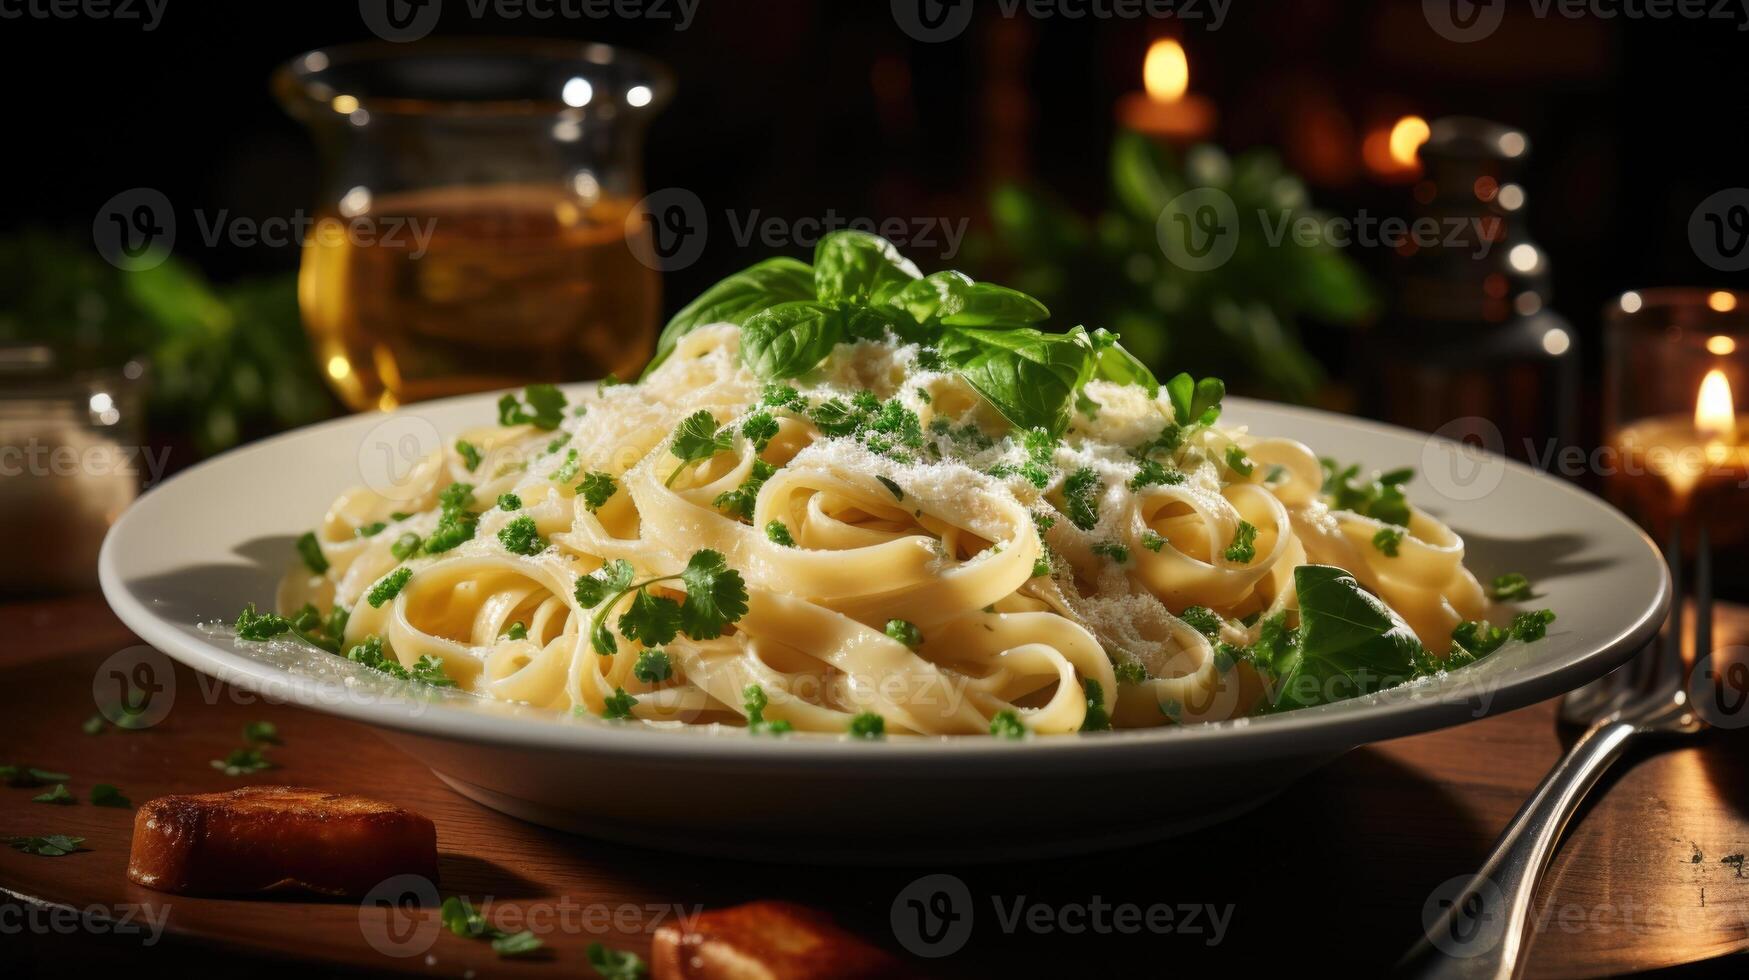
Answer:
(276, 324, 1490, 736)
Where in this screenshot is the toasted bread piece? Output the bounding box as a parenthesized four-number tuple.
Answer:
(127, 785, 437, 897)
(651, 900, 911, 980)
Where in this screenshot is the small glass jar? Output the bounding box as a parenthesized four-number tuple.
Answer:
(1603, 288, 1748, 563)
(0, 345, 146, 593)
(274, 40, 674, 411)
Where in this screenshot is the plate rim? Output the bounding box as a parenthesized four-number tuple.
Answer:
(99, 392, 1671, 771)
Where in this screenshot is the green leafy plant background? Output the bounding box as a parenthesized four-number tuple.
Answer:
(967, 133, 1375, 402)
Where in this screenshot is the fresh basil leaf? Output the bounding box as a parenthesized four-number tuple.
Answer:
(1271, 565, 1424, 711)
(939, 282, 1051, 327)
(740, 301, 847, 379)
(645, 257, 814, 375)
(813, 231, 920, 304)
(880, 270, 972, 323)
(940, 326, 1093, 437)
(1086, 328, 1159, 395)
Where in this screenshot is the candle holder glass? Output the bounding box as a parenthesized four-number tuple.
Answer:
(1603, 288, 1749, 563)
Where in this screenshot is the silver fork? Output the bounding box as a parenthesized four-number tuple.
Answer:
(1398, 522, 1711, 979)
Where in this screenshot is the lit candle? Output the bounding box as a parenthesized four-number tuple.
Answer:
(1363, 115, 1431, 182)
(1609, 366, 1749, 551)
(1117, 40, 1216, 145)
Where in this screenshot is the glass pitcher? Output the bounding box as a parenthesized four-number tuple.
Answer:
(274, 40, 672, 411)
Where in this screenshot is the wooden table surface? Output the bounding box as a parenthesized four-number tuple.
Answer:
(4, 594, 1748, 978)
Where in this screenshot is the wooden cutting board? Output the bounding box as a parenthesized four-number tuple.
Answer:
(3, 594, 1747, 977)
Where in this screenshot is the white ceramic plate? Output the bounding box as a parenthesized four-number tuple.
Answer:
(100, 392, 1668, 863)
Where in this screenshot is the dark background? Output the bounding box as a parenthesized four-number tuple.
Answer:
(6, 0, 1746, 342)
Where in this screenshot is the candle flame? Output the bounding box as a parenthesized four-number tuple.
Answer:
(1388, 115, 1431, 168)
(1144, 40, 1189, 103)
(1696, 368, 1737, 443)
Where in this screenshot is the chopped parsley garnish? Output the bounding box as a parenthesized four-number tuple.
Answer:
(504, 621, 528, 641)
(1093, 541, 1130, 564)
(1080, 679, 1112, 732)
(442, 896, 545, 958)
(242, 721, 280, 745)
(668, 410, 734, 486)
(742, 684, 792, 735)
(1062, 467, 1101, 531)
(32, 783, 75, 805)
(877, 475, 904, 500)
(456, 440, 483, 471)
(1141, 529, 1166, 552)
(354, 521, 387, 538)
(1321, 459, 1413, 527)
(581, 551, 749, 656)
(211, 746, 275, 776)
(849, 712, 885, 739)
(587, 942, 648, 979)
(497, 515, 545, 556)
(633, 650, 673, 683)
(742, 412, 780, 452)
(547, 436, 568, 454)
(235, 603, 291, 641)
(1225, 444, 1255, 477)
(3, 835, 85, 857)
(1165, 372, 1225, 426)
(570, 472, 619, 518)
(809, 397, 866, 436)
(1491, 573, 1533, 601)
(367, 567, 413, 607)
(761, 383, 805, 411)
(390, 532, 423, 560)
(714, 460, 776, 521)
(989, 709, 1026, 739)
(91, 784, 130, 808)
(346, 635, 405, 678)
(1114, 661, 1149, 684)
(1177, 606, 1223, 639)
(766, 520, 796, 547)
(551, 448, 581, 485)
(296, 531, 328, 574)
(1510, 609, 1556, 642)
(1451, 620, 1508, 656)
(410, 656, 455, 687)
(885, 619, 923, 648)
(497, 383, 567, 430)
(1128, 457, 1184, 491)
(1224, 521, 1258, 563)
(423, 483, 479, 554)
(498, 493, 522, 511)
(601, 687, 638, 720)
(81, 714, 105, 735)
(0, 766, 68, 788)
(1372, 526, 1404, 557)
